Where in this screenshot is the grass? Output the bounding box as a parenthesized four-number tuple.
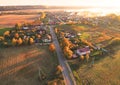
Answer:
(0, 45, 59, 85)
(70, 45, 120, 85)
(0, 28, 12, 35)
(57, 23, 120, 85)
(80, 32, 90, 40)
(56, 24, 89, 33)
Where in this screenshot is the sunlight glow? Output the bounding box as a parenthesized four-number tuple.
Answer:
(0, 0, 120, 8)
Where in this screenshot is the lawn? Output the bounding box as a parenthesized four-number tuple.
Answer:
(0, 28, 12, 35)
(0, 45, 58, 85)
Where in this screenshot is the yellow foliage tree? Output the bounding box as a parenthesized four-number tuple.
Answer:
(63, 46, 69, 52)
(85, 53, 89, 62)
(81, 39, 94, 48)
(12, 38, 17, 46)
(14, 33, 19, 38)
(56, 65, 63, 75)
(0, 36, 4, 41)
(57, 65, 63, 72)
(62, 38, 71, 47)
(37, 34, 41, 39)
(49, 43, 56, 52)
(41, 12, 46, 19)
(4, 31, 10, 36)
(55, 28, 58, 33)
(60, 32, 64, 38)
(29, 38, 34, 45)
(3, 41, 8, 45)
(17, 38, 23, 45)
(80, 55, 84, 60)
(63, 46, 73, 59)
(66, 50, 73, 59)
(15, 23, 22, 30)
(24, 37, 29, 44)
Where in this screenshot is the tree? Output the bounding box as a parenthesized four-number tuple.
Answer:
(85, 53, 89, 62)
(29, 38, 34, 45)
(62, 38, 71, 47)
(4, 31, 10, 37)
(15, 23, 22, 30)
(41, 12, 46, 19)
(49, 43, 56, 52)
(55, 28, 58, 33)
(14, 33, 19, 38)
(57, 65, 63, 72)
(81, 39, 94, 48)
(63, 46, 73, 59)
(65, 50, 73, 59)
(53, 82, 57, 85)
(63, 46, 69, 52)
(24, 37, 29, 45)
(37, 34, 41, 39)
(0, 36, 4, 41)
(12, 38, 17, 46)
(56, 65, 63, 75)
(17, 38, 23, 45)
(60, 32, 64, 38)
(80, 55, 84, 60)
(3, 41, 8, 46)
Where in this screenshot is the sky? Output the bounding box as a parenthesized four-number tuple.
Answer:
(0, 0, 120, 7)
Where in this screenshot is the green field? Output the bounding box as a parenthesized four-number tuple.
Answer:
(0, 28, 12, 35)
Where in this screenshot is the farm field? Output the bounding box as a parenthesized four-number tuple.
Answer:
(0, 45, 58, 85)
(0, 14, 39, 27)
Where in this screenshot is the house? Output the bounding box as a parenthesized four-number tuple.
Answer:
(76, 46, 90, 56)
(77, 33, 82, 36)
(22, 26, 29, 30)
(65, 32, 75, 39)
(42, 34, 52, 43)
(42, 39, 51, 43)
(72, 54, 78, 58)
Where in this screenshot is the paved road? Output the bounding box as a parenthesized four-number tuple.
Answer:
(49, 26, 76, 85)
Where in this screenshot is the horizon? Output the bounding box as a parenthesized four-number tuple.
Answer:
(0, 0, 120, 8)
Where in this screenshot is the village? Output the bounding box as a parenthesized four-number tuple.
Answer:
(0, 15, 52, 47)
(0, 9, 120, 85)
(54, 27, 108, 61)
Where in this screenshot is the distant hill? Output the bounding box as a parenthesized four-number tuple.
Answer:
(0, 5, 93, 11)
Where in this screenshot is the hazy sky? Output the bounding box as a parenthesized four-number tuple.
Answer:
(0, 0, 120, 7)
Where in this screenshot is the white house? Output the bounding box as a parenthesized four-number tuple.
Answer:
(22, 26, 29, 30)
(76, 46, 90, 56)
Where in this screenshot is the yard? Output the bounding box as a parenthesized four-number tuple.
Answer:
(0, 45, 58, 85)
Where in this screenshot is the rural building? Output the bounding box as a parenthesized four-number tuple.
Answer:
(76, 46, 90, 56)
(22, 26, 29, 30)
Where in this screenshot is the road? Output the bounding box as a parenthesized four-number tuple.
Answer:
(49, 26, 76, 85)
